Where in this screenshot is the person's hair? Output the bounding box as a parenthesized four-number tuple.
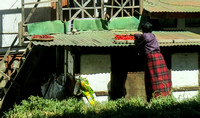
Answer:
(141, 22, 153, 33)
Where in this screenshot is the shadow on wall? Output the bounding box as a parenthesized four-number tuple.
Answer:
(172, 52, 199, 71)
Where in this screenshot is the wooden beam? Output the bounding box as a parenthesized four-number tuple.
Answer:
(113, 0, 131, 17)
(94, 91, 108, 96)
(23, 0, 58, 5)
(71, 0, 93, 20)
(172, 86, 200, 92)
(63, 7, 101, 10)
(0, 71, 10, 81)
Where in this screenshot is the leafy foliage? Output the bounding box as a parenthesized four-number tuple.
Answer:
(3, 94, 200, 118)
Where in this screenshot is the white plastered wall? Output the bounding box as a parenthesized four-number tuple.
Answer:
(172, 52, 199, 101)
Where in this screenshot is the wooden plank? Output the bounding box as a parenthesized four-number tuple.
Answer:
(94, 91, 108, 96)
(104, 5, 140, 9)
(172, 86, 200, 92)
(63, 7, 101, 10)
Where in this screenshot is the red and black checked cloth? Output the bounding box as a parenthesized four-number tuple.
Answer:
(145, 52, 172, 100)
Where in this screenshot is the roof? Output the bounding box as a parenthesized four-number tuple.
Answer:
(28, 31, 200, 47)
(143, 0, 200, 13)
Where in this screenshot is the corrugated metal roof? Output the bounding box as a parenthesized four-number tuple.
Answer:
(144, 0, 200, 13)
(28, 31, 200, 47)
(30, 31, 133, 47)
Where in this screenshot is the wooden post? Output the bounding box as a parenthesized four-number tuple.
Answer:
(20, 0, 25, 46)
(18, 22, 23, 46)
(68, 50, 75, 76)
(101, 0, 104, 19)
(81, 0, 84, 18)
(111, 0, 114, 17)
(139, 0, 143, 15)
(93, 0, 96, 18)
(199, 53, 200, 89)
(64, 48, 68, 82)
(57, 0, 63, 20)
(121, 0, 123, 17)
(56, 47, 59, 74)
(132, 0, 135, 16)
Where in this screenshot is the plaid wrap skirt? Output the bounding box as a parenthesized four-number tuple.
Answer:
(145, 52, 172, 100)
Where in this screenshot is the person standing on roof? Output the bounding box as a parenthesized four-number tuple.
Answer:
(133, 22, 172, 102)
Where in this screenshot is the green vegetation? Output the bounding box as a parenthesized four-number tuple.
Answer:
(3, 94, 200, 118)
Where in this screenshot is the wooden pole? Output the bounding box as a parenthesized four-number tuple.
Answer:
(81, 0, 84, 18)
(64, 48, 68, 83)
(111, 0, 114, 17)
(94, 0, 96, 18)
(20, 0, 25, 46)
(139, 0, 143, 15)
(132, 0, 134, 16)
(57, 0, 63, 20)
(101, 0, 104, 19)
(121, 0, 123, 17)
(18, 22, 22, 46)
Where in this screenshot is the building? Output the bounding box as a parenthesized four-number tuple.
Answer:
(0, 0, 200, 111)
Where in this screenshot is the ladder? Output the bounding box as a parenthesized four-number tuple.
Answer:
(0, 0, 62, 111)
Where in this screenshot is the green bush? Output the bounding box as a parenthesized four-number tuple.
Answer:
(3, 94, 200, 118)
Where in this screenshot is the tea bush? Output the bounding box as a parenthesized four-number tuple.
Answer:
(3, 94, 200, 118)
